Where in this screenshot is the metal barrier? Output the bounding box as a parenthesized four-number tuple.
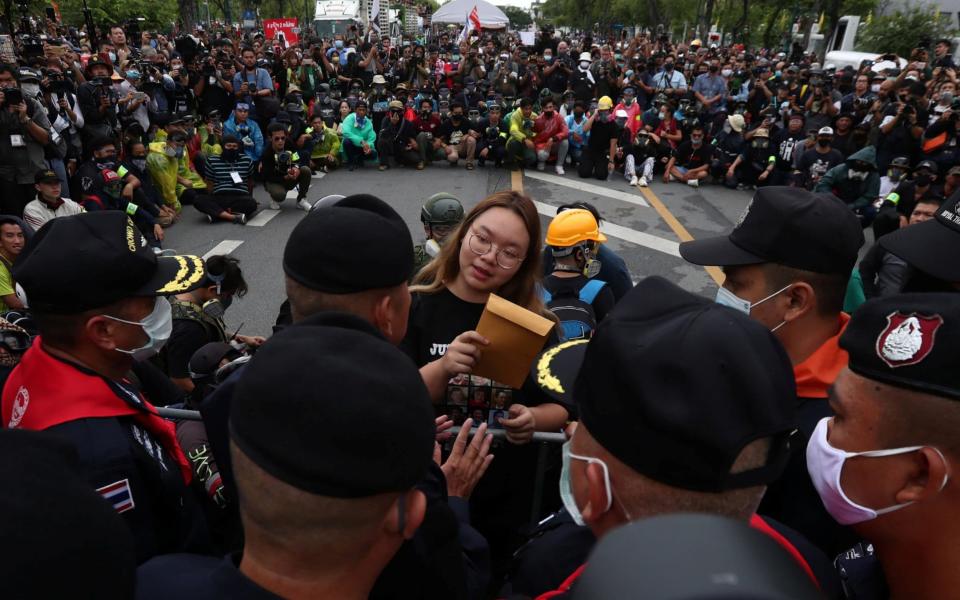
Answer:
(155, 407, 565, 525)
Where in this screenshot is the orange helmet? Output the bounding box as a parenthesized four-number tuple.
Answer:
(546, 209, 607, 248)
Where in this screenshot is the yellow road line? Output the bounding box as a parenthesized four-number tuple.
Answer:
(637, 187, 725, 286)
(511, 169, 523, 193)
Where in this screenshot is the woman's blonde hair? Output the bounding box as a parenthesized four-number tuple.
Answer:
(412, 190, 554, 321)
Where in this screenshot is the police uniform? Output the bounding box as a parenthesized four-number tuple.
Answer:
(1, 212, 210, 563)
(680, 187, 865, 557)
(137, 297, 438, 600)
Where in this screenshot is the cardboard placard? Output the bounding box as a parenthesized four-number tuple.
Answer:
(473, 294, 554, 389)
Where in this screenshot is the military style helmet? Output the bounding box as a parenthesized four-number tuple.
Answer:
(890, 156, 911, 170)
(421, 193, 464, 225)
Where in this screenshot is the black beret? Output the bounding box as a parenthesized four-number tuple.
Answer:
(840, 292, 960, 400)
(880, 192, 960, 282)
(231, 312, 434, 497)
(0, 430, 136, 598)
(283, 194, 413, 293)
(574, 277, 797, 492)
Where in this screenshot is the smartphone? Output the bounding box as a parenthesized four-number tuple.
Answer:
(4, 88, 23, 106)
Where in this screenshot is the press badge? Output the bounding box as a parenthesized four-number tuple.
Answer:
(10, 134, 25, 147)
(230, 171, 243, 184)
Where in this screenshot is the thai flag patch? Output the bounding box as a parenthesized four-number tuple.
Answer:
(96, 479, 135, 514)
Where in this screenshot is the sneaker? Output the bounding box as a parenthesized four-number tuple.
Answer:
(416, 162, 425, 170)
(555, 165, 565, 175)
(466, 161, 474, 170)
(205, 214, 214, 224)
(378, 164, 388, 171)
(536, 161, 545, 171)
(687, 178, 700, 188)
(233, 213, 246, 225)
(298, 198, 312, 212)
(629, 175, 638, 186)
(270, 201, 281, 210)
(638, 176, 649, 187)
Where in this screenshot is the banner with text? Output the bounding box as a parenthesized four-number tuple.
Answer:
(264, 18, 299, 46)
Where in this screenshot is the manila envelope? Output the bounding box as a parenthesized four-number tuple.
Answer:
(473, 293, 554, 389)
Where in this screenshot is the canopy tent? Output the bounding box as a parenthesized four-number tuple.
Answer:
(431, 0, 510, 29)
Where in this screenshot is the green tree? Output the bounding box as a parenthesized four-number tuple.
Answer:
(502, 5, 532, 29)
(857, 7, 957, 58)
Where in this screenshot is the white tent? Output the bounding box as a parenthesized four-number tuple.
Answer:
(431, 0, 510, 29)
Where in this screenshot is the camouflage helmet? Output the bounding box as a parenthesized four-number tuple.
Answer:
(421, 193, 464, 225)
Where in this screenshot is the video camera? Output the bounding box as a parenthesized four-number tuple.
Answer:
(276, 150, 293, 171)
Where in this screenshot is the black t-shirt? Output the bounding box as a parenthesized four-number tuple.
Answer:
(166, 319, 211, 380)
(438, 117, 472, 145)
(672, 141, 714, 169)
(586, 118, 617, 155)
(771, 129, 807, 170)
(796, 147, 844, 185)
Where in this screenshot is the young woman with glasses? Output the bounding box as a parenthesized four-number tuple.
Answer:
(404, 190, 568, 571)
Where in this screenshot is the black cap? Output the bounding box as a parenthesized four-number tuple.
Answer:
(0, 429, 136, 599)
(34, 169, 60, 184)
(531, 339, 588, 412)
(840, 292, 960, 400)
(188, 342, 241, 380)
(222, 134, 240, 146)
(680, 186, 864, 275)
(283, 194, 413, 293)
(574, 277, 796, 492)
(916, 159, 939, 174)
(231, 313, 434, 497)
(573, 514, 821, 600)
(881, 193, 960, 282)
(13, 211, 205, 314)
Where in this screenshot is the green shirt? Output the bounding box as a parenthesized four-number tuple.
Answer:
(0, 259, 15, 313)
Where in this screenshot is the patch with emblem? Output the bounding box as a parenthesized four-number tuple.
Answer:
(875, 312, 944, 368)
(7, 386, 28, 428)
(97, 479, 135, 513)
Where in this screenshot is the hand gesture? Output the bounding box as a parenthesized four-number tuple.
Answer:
(440, 330, 488, 378)
(434, 418, 494, 498)
(499, 403, 536, 444)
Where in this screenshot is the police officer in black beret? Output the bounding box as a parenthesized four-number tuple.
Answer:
(510, 276, 840, 598)
(806, 292, 960, 599)
(0, 211, 210, 562)
(136, 319, 437, 598)
(199, 194, 493, 599)
(680, 186, 865, 556)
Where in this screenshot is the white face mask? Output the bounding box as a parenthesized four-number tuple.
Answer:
(721, 69, 733, 78)
(805, 417, 949, 525)
(103, 296, 173, 361)
(559, 440, 631, 526)
(580, 61, 590, 70)
(848, 170, 868, 181)
(871, 83, 881, 93)
(21, 83, 40, 98)
(715, 284, 790, 316)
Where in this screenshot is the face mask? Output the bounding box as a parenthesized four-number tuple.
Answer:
(202, 297, 232, 320)
(108, 52, 117, 63)
(104, 297, 173, 361)
(544, 55, 553, 62)
(775, 70, 782, 78)
(889, 168, 903, 181)
(574, 110, 584, 119)
(659, 111, 668, 120)
(615, 118, 627, 128)
(623, 97, 634, 106)
(175, 147, 184, 158)
(709, 66, 719, 73)
(543, 110, 554, 118)
(721, 69, 733, 77)
(597, 110, 609, 120)
(335, 40, 344, 49)
(559, 440, 616, 527)
(580, 61, 590, 69)
(806, 417, 949, 525)
(691, 136, 703, 145)
(21, 83, 40, 97)
(355, 116, 366, 127)
(941, 91, 954, 104)
(871, 84, 881, 93)
(222, 148, 239, 161)
(723, 122, 732, 133)
(916, 174, 932, 187)
(131, 157, 147, 171)
(164, 145, 178, 158)
(715, 284, 791, 331)
(817, 138, 831, 148)
(664, 63, 674, 71)
(847, 170, 868, 181)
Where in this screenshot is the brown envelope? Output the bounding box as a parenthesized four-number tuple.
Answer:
(474, 293, 554, 388)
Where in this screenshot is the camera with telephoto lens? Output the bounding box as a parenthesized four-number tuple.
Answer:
(276, 150, 293, 171)
(486, 125, 500, 138)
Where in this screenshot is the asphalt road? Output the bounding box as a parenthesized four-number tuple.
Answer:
(162, 165, 763, 338)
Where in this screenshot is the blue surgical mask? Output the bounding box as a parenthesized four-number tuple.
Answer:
(335, 40, 344, 49)
(715, 284, 791, 331)
(559, 441, 631, 527)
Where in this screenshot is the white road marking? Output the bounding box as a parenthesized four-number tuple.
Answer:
(246, 209, 280, 227)
(533, 201, 679, 258)
(203, 240, 244, 260)
(524, 171, 651, 208)
(311, 171, 327, 179)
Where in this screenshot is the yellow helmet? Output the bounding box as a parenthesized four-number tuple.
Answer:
(597, 96, 614, 110)
(691, 38, 703, 47)
(546, 209, 608, 247)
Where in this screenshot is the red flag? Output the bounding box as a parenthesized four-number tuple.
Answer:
(469, 6, 482, 32)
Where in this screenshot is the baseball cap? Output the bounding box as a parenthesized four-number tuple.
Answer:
(841, 292, 960, 400)
(573, 514, 821, 600)
(818, 126, 834, 135)
(915, 159, 939, 174)
(679, 186, 864, 276)
(34, 169, 60, 184)
(948, 165, 960, 177)
(573, 277, 797, 492)
(13, 211, 205, 314)
(188, 342, 241, 380)
(231, 313, 434, 496)
(880, 193, 960, 282)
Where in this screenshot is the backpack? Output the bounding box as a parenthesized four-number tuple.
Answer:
(542, 279, 607, 341)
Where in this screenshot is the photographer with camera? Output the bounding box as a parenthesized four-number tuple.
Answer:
(76, 58, 118, 148)
(800, 69, 840, 134)
(477, 103, 508, 167)
(0, 64, 52, 217)
(376, 100, 412, 170)
(260, 123, 312, 211)
(877, 81, 927, 171)
(193, 54, 235, 121)
(115, 68, 150, 132)
(307, 113, 341, 172)
(232, 46, 274, 126)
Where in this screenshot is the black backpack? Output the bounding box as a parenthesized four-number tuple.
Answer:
(541, 279, 607, 341)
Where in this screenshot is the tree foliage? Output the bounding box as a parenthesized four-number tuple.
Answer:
(857, 8, 958, 57)
(501, 5, 533, 30)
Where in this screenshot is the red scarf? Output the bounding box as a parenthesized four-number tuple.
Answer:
(2, 338, 192, 484)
